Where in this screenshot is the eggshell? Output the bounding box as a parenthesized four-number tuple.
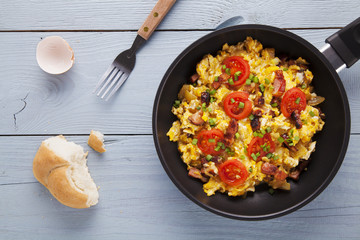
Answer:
(36, 36, 74, 74)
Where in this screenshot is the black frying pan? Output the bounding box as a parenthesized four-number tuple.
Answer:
(152, 18, 360, 220)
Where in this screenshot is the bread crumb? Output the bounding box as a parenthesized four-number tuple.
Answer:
(88, 130, 106, 153)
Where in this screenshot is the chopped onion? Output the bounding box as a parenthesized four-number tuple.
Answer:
(307, 96, 325, 106)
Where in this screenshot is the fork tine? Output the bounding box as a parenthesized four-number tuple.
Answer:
(104, 73, 129, 101)
(96, 68, 120, 96)
(101, 71, 124, 99)
(93, 65, 116, 94)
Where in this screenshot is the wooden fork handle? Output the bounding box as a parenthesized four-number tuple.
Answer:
(138, 0, 176, 40)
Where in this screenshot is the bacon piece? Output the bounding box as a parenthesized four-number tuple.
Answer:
(189, 73, 199, 83)
(252, 109, 263, 117)
(274, 169, 288, 181)
(254, 96, 264, 107)
(188, 111, 204, 126)
(243, 82, 256, 94)
(224, 119, 238, 146)
(188, 167, 208, 182)
(289, 159, 311, 181)
(262, 162, 288, 180)
(201, 156, 221, 165)
(251, 109, 262, 131)
(272, 70, 286, 97)
(212, 81, 221, 89)
(261, 162, 278, 175)
(219, 73, 230, 82)
(268, 110, 276, 118)
(201, 92, 210, 105)
(270, 97, 281, 108)
(251, 117, 260, 131)
(291, 110, 302, 129)
(211, 73, 230, 89)
(318, 108, 326, 120)
(281, 134, 298, 152)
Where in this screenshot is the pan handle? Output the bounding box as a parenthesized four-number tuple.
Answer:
(321, 17, 360, 72)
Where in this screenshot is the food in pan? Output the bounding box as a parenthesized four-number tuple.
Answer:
(33, 135, 99, 208)
(88, 130, 106, 153)
(167, 37, 325, 196)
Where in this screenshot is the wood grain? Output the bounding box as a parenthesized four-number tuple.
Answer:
(0, 135, 359, 239)
(0, 0, 359, 31)
(138, 0, 176, 40)
(0, 30, 359, 135)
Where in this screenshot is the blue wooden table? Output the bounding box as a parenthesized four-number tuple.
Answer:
(1, 1, 359, 239)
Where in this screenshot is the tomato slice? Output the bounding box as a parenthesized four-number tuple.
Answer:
(196, 129, 225, 156)
(222, 56, 250, 87)
(280, 87, 307, 118)
(218, 159, 248, 186)
(223, 92, 252, 120)
(247, 133, 275, 161)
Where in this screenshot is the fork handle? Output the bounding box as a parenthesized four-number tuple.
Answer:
(138, 0, 176, 40)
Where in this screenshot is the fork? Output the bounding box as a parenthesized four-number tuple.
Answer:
(94, 0, 176, 101)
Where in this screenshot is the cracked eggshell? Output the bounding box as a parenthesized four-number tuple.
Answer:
(36, 36, 74, 74)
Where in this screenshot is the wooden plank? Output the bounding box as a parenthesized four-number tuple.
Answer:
(0, 0, 359, 30)
(0, 29, 359, 135)
(0, 135, 359, 239)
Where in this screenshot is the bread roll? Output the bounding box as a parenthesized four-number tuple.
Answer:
(88, 130, 106, 153)
(33, 135, 99, 208)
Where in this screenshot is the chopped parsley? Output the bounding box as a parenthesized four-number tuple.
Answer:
(259, 83, 265, 92)
(209, 118, 216, 127)
(173, 100, 181, 108)
(228, 78, 234, 85)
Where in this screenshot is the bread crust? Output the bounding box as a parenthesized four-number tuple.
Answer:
(33, 136, 96, 209)
(33, 141, 68, 186)
(47, 166, 89, 209)
(88, 131, 106, 153)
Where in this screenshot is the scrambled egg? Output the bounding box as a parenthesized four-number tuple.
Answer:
(167, 37, 325, 197)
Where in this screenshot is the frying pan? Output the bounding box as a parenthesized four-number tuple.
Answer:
(152, 18, 360, 220)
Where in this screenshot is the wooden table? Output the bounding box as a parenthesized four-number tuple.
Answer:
(1, 1, 359, 239)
